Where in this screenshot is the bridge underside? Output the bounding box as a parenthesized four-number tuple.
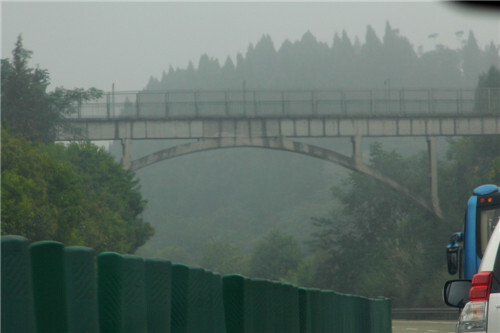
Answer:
(128, 137, 443, 219)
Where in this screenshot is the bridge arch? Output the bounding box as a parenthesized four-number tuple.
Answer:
(129, 137, 443, 219)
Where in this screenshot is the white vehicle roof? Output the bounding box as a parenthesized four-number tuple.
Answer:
(479, 218, 500, 272)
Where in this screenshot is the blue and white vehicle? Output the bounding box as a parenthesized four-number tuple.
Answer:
(446, 185, 500, 279)
(444, 217, 500, 332)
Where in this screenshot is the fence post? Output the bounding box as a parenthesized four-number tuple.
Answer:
(211, 273, 227, 333)
(171, 264, 190, 333)
(253, 91, 257, 116)
(223, 275, 245, 333)
(65, 246, 99, 333)
(194, 91, 199, 116)
(369, 90, 374, 115)
(488, 88, 491, 112)
(225, 91, 229, 116)
(341, 90, 346, 114)
(298, 289, 310, 333)
(30, 241, 69, 333)
(282, 283, 300, 333)
(136, 93, 141, 118)
(98, 252, 124, 333)
(165, 92, 170, 117)
(1, 236, 37, 333)
(282, 91, 286, 115)
(309, 289, 323, 333)
(107, 93, 111, 119)
(399, 89, 405, 115)
(311, 91, 316, 115)
(243, 81, 246, 116)
(122, 255, 148, 332)
(145, 259, 172, 333)
(428, 89, 435, 113)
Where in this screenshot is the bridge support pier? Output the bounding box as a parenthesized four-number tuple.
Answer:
(427, 136, 443, 218)
(121, 138, 131, 170)
(351, 136, 363, 163)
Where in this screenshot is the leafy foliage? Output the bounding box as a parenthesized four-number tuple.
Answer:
(199, 240, 246, 275)
(1, 37, 152, 253)
(247, 229, 303, 281)
(439, 66, 500, 222)
(1, 130, 84, 241)
(309, 143, 447, 307)
(1, 35, 103, 144)
(474, 66, 500, 113)
(1, 130, 154, 253)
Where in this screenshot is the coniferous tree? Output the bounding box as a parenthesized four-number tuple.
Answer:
(1, 35, 103, 144)
(463, 31, 485, 86)
(360, 25, 385, 88)
(331, 31, 356, 88)
(474, 66, 500, 113)
(382, 21, 418, 87)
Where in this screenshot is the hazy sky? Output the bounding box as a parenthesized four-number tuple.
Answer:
(2, 1, 499, 92)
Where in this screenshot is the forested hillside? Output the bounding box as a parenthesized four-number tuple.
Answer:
(110, 23, 499, 307)
(145, 22, 498, 90)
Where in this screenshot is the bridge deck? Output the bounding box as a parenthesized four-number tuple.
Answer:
(62, 115, 500, 141)
(60, 89, 499, 140)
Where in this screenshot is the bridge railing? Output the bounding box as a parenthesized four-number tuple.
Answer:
(70, 88, 498, 119)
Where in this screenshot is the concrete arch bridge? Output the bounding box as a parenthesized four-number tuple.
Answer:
(59, 88, 500, 220)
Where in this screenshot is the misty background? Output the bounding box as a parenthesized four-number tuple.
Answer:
(3, 1, 499, 307)
(2, 2, 499, 91)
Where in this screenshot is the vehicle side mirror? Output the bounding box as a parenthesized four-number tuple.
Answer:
(443, 279, 471, 308)
(446, 244, 459, 275)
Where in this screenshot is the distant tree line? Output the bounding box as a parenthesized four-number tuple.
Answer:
(145, 22, 499, 91)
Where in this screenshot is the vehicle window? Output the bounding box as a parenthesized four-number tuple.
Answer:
(480, 209, 500, 257)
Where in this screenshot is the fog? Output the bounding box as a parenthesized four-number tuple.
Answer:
(3, 1, 499, 306)
(2, 1, 499, 92)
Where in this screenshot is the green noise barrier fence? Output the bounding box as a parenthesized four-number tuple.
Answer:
(1, 235, 392, 333)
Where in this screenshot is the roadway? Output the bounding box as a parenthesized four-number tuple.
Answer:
(392, 320, 457, 333)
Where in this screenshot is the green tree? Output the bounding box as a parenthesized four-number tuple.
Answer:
(439, 135, 500, 223)
(309, 143, 444, 306)
(155, 246, 194, 265)
(248, 229, 303, 281)
(1, 129, 84, 242)
(474, 65, 500, 113)
(48, 141, 154, 253)
(199, 240, 246, 275)
(1, 130, 154, 253)
(1, 35, 102, 144)
(462, 31, 485, 87)
(439, 66, 500, 222)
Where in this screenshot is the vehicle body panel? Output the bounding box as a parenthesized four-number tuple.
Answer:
(486, 293, 500, 333)
(465, 196, 480, 279)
